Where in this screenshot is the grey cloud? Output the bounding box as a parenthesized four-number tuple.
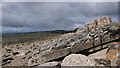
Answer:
(2, 2, 118, 33)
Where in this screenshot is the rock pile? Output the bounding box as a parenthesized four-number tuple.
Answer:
(84, 16, 112, 31)
(2, 16, 120, 67)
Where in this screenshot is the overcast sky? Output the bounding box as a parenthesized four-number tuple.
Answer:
(2, 2, 118, 33)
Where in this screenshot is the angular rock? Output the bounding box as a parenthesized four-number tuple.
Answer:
(106, 42, 120, 66)
(88, 48, 108, 59)
(74, 28, 83, 33)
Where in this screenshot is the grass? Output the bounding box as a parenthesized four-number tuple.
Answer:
(2, 31, 68, 45)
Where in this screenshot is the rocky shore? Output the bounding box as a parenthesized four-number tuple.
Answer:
(2, 16, 120, 67)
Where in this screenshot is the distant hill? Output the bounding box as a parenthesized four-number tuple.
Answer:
(2, 30, 73, 35)
(2, 30, 73, 45)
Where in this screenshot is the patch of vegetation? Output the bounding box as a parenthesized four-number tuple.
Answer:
(2, 30, 71, 45)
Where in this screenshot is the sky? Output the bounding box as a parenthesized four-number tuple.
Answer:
(2, 1, 119, 33)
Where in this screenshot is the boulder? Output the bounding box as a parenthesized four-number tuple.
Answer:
(88, 48, 111, 66)
(61, 54, 95, 66)
(106, 16, 112, 23)
(84, 24, 92, 30)
(88, 48, 108, 59)
(106, 42, 120, 66)
(73, 28, 83, 33)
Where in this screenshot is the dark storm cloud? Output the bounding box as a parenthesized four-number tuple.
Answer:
(2, 2, 118, 33)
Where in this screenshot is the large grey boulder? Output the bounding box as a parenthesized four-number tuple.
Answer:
(61, 54, 95, 66)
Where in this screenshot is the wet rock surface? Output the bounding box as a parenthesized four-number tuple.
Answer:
(2, 17, 120, 67)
